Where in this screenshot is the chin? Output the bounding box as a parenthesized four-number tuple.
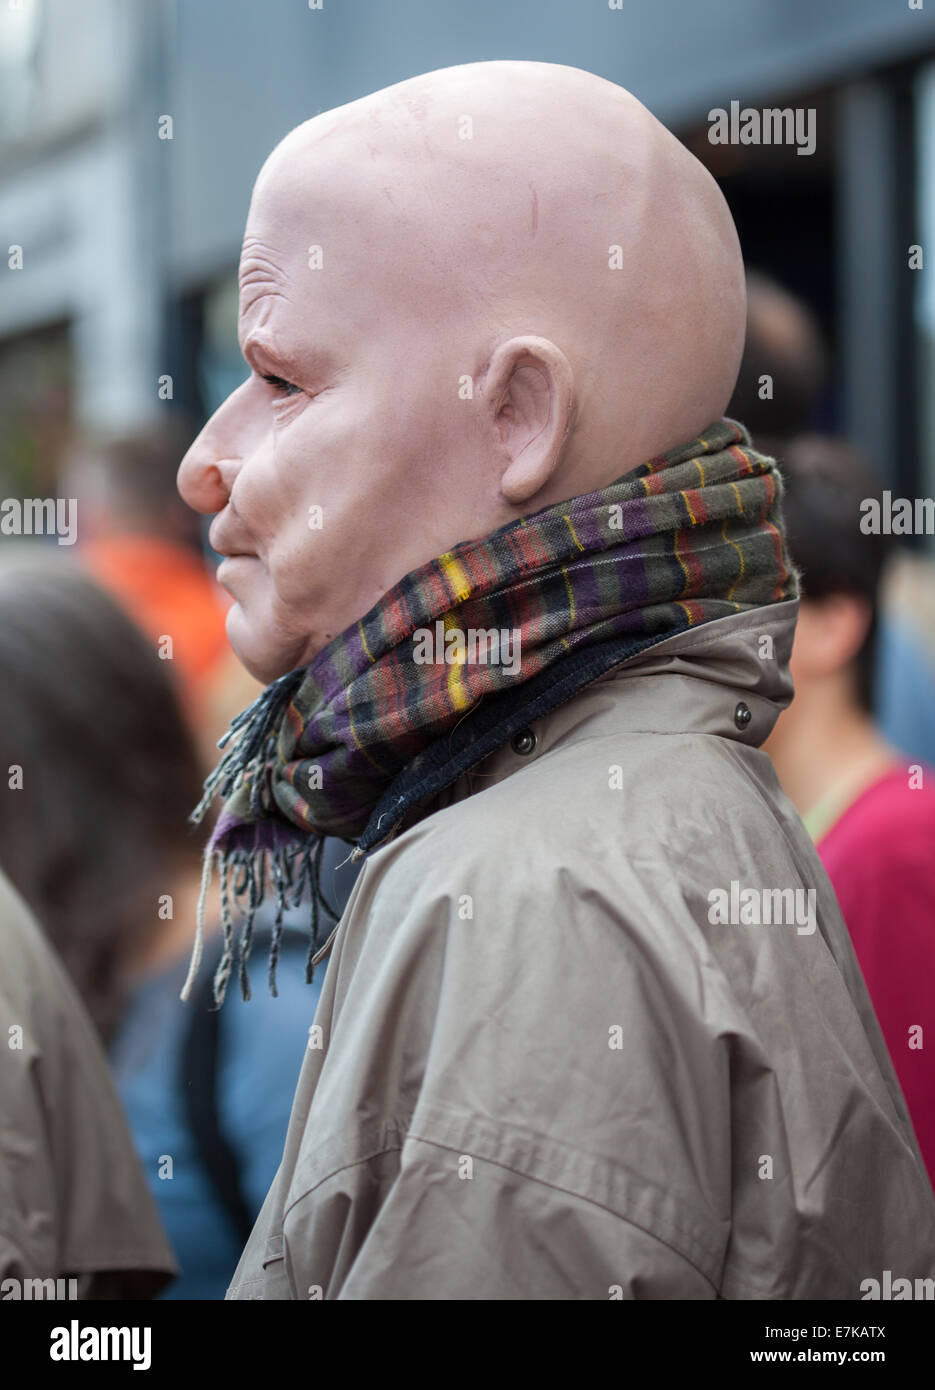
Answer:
(225, 605, 295, 687)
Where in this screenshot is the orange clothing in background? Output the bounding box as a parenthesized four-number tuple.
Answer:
(81, 534, 230, 717)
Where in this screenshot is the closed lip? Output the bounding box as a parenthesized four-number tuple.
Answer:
(209, 520, 256, 559)
(215, 551, 257, 597)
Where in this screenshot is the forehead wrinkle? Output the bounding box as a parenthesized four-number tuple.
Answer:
(239, 283, 288, 329)
(239, 232, 286, 297)
(240, 232, 285, 269)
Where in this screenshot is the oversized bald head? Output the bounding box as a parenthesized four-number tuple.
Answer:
(179, 61, 746, 684)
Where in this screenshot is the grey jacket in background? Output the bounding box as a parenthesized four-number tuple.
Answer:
(228, 600, 935, 1299)
(0, 871, 177, 1297)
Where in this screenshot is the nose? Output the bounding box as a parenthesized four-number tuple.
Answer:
(177, 377, 255, 515)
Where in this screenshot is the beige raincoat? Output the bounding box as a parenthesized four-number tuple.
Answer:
(229, 601, 935, 1299)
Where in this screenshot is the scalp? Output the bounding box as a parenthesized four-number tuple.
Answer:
(254, 61, 746, 480)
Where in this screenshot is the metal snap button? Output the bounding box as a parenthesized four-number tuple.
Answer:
(734, 701, 752, 730)
(510, 728, 537, 756)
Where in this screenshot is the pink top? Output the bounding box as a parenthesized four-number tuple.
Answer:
(817, 768, 935, 1190)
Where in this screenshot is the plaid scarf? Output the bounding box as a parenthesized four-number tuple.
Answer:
(183, 417, 796, 1004)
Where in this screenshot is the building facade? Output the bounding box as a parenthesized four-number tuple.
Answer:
(1, 0, 934, 533)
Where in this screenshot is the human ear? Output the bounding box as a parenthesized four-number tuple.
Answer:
(483, 336, 576, 506)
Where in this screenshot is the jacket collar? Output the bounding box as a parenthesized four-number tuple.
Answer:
(428, 600, 798, 810)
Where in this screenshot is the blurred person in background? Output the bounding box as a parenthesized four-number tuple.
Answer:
(0, 864, 176, 1296)
(64, 423, 233, 738)
(0, 548, 349, 1297)
(730, 271, 935, 766)
(876, 544, 935, 768)
(728, 269, 829, 456)
(764, 436, 935, 1188)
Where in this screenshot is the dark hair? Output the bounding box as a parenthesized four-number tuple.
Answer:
(0, 549, 205, 1044)
(729, 270, 827, 445)
(777, 436, 890, 712)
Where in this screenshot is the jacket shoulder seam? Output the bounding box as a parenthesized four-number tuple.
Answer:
(406, 1129, 721, 1294)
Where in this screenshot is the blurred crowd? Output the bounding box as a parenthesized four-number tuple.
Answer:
(0, 422, 360, 1296)
(735, 273, 935, 1189)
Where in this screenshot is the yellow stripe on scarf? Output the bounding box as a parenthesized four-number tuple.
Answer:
(673, 526, 691, 594)
(358, 619, 376, 664)
(440, 551, 472, 603)
(559, 562, 576, 627)
(439, 558, 474, 708)
(442, 610, 473, 712)
(560, 517, 584, 625)
(346, 698, 394, 771)
(722, 517, 745, 600)
(563, 514, 585, 552)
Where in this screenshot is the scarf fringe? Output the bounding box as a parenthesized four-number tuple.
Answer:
(190, 665, 307, 828)
(180, 829, 341, 1007)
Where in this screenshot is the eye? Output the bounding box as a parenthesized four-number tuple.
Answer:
(261, 372, 302, 398)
